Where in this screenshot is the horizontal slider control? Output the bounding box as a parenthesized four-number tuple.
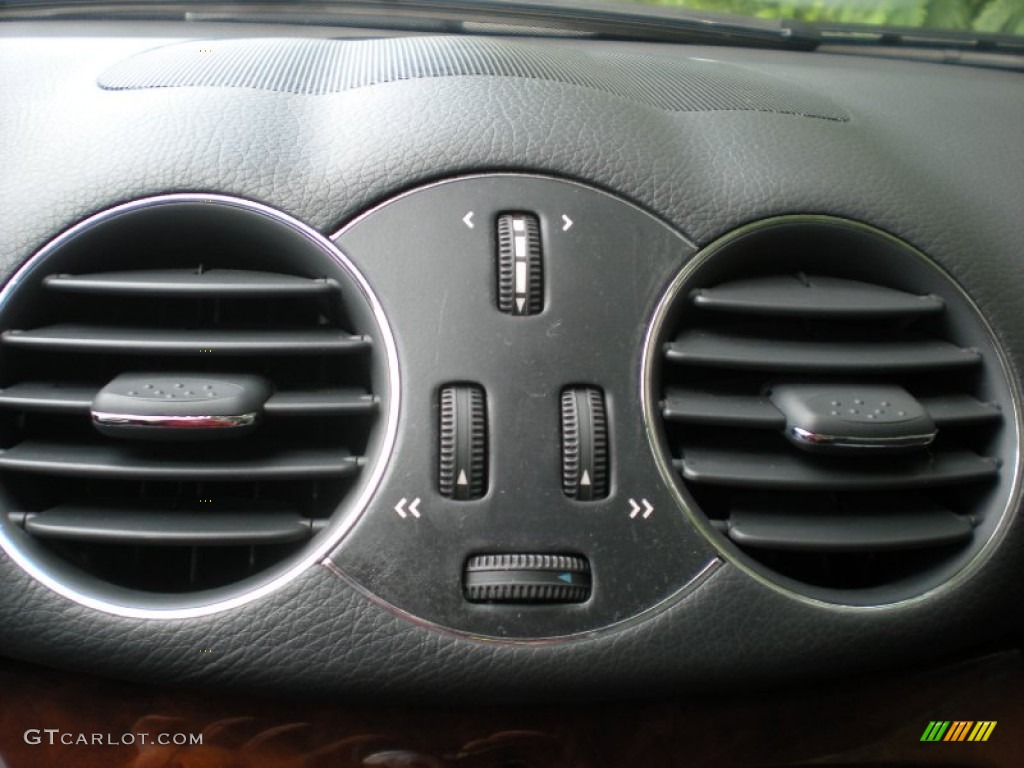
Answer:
(0, 382, 377, 417)
(7, 507, 328, 546)
(1, 325, 370, 355)
(662, 389, 1001, 430)
(692, 275, 945, 318)
(464, 553, 591, 604)
(726, 508, 973, 552)
(676, 447, 997, 490)
(665, 331, 980, 373)
(43, 269, 339, 298)
(0, 441, 360, 480)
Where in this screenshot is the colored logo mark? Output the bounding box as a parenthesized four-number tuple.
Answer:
(920, 721, 997, 742)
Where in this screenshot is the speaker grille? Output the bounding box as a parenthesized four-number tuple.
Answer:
(98, 37, 849, 121)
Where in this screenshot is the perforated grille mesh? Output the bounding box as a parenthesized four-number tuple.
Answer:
(98, 37, 849, 121)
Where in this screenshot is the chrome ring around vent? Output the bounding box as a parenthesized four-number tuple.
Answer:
(642, 215, 1023, 609)
(0, 194, 400, 619)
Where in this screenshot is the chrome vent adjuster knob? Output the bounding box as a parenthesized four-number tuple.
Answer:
(768, 384, 937, 454)
(91, 373, 272, 440)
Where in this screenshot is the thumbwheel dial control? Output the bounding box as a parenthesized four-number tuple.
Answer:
(464, 554, 591, 604)
(438, 384, 488, 501)
(496, 213, 543, 316)
(561, 386, 609, 500)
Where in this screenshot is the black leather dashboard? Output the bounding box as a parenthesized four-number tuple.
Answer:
(0, 19, 1022, 700)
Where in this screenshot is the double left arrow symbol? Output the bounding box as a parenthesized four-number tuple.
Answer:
(394, 497, 421, 519)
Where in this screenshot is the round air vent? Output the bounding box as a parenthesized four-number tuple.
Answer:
(0, 195, 397, 616)
(646, 217, 1020, 604)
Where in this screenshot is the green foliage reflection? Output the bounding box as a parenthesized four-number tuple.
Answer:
(624, 0, 1024, 35)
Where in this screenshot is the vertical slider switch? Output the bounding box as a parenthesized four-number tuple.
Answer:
(439, 384, 488, 500)
(496, 213, 543, 315)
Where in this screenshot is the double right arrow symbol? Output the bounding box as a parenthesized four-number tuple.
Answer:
(628, 498, 654, 520)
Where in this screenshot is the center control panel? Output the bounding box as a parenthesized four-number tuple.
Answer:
(329, 175, 720, 638)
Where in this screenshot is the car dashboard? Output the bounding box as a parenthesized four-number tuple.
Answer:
(0, 13, 1023, 767)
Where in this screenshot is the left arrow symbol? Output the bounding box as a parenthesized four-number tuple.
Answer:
(394, 498, 408, 519)
(463, 211, 475, 229)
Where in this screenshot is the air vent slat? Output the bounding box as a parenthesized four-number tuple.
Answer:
(665, 331, 979, 373)
(0, 441, 359, 480)
(920, 395, 1002, 427)
(0, 383, 379, 418)
(44, 270, 339, 298)
(677, 448, 997, 490)
(693, 275, 944, 318)
(9, 507, 321, 545)
(662, 389, 999, 430)
(1, 325, 370, 356)
(662, 389, 784, 428)
(727, 508, 973, 552)
(264, 390, 378, 416)
(0, 383, 94, 413)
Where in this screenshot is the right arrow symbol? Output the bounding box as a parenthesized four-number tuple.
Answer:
(628, 498, 654, 520)
(561, 214, 573, 232)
